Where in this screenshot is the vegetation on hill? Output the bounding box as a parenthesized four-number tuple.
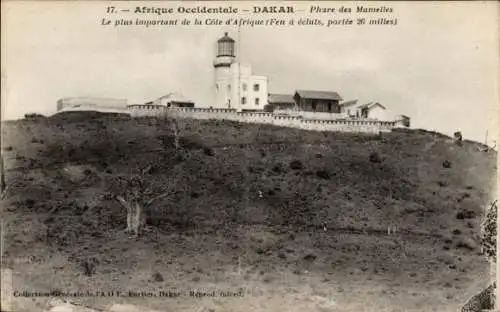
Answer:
(1, 111, 497, 312)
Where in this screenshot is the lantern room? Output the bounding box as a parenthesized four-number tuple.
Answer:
(217, 32, 235, 57)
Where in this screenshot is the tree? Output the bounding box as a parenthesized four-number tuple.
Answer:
(106, 163, 174, 238)
(162, 108, 182, 150)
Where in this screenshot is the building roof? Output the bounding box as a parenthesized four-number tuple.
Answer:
(340, 100, 358, 107)
(217, 32, 235, 43)
(268, 93, 295, 104)
(295, 90, 343, 101)
(155, 92, 193, 104)
(357, 102, 386, 110)
(340, 99, 358, 107)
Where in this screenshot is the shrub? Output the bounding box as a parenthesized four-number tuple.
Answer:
(289, 160, 303, 170)
(81, 257, 99, 276)
(456, 210, 476, 220)
(316, 169, 330, 180)
(24, 113, 46, 119)
(369, 152, 382, 163)
(455, 238, 477, 251)
(152, 272, 164, 282)
(442, 160, 452, 168)
(437, 181, 448, 187)
(203, 147, 215, 156)
(272, 163, 284, 173)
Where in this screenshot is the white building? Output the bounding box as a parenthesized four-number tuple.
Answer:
(340, 100, 395, 121)
(56, 97, 129, 114)
(213, 32, 268, 112)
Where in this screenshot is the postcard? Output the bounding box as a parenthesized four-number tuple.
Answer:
(1, 1, 498, 311)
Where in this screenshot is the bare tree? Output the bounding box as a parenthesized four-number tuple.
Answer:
(107, 164, 173, 238)
(171, 117, 180, 150)
(163, 108, 182, 150)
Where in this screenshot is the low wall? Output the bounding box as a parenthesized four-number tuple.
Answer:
(126, 106, 400, 133)
(301, 119, 395, 133)
(127, 105, 165, 117)
(293, 111, 349, 120)
(159, 107, 399, 133)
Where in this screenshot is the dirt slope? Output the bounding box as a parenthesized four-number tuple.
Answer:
(1, 112, 497, 312)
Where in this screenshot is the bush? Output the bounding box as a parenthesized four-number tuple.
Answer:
(456, 210, 476, 220)
(437, 180, 448, 187)
(203, 147, 215, 156)
(316, 169, 330, 180)
(289, 160, 303, 170)
(442, 160, 452, 168)
(272, 163, 285, 173)
(369, 152, 382, 163)
(24, 113, 46, 119)
(81, 257, 99, 276)
(152, 272, 164, 282)
(455, 238, 477, 251)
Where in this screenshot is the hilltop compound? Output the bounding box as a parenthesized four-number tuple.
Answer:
(55, 32, 410, 134)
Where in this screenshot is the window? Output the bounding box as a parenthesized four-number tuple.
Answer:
(255, 98, 260, 105)
(241, 97, 247, 105)
(242, 83, 247, 91)
(227, 84, 231, 92)
(215, 84, 219, 92)
(253, 84, 259, 92)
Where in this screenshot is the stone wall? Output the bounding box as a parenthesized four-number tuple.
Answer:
(135, 107, 401, 133)
(126, 106, 401, 133)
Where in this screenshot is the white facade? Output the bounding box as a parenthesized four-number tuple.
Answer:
(213, 33, 268, 112)
(213, 57, 234, 109)
(340, 101, 394, 121)
(230, 64, 268, 111)
(367, 104, 389, 120)
(214, 63, 268, 112)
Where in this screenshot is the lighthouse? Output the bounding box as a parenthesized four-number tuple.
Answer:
(212, 32, 268, 112)
(213, 32, 236, 110)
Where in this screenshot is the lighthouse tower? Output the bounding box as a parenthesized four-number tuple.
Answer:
(213, 32, 236, 109)
(212, 32, 268, 112)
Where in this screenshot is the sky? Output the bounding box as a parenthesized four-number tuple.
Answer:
(1, 1, 499, 144)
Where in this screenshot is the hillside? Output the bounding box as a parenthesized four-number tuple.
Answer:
(1, 112, 497, 312)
